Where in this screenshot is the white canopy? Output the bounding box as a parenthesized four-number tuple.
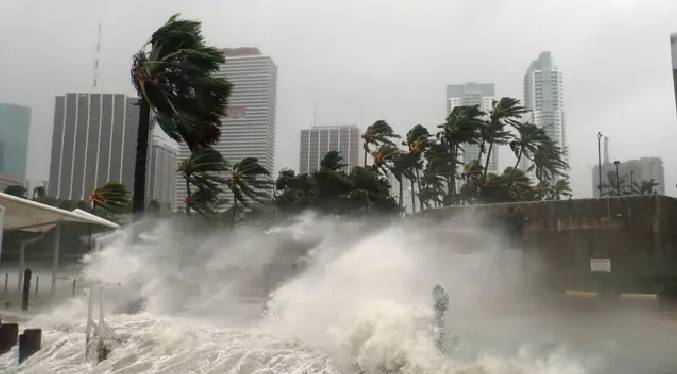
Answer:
(0, 193, 119, 232)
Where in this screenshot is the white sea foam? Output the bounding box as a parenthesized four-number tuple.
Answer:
(2, 213, 676, 373)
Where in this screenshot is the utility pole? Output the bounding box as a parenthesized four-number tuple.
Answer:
(597, 132, 603, 197)
(614, 161, 621, 195)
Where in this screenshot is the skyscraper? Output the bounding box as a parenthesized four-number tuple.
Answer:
(174, 48, 277, 210)
(299, 125, 361, 174)
(0, 103, 31, 182)
(667, 34, 676, 196)
(147, 130, 178, 209)
(446, 83, 498, 174)
(48, 93, 176, 205)
(523, 52, 568, 168)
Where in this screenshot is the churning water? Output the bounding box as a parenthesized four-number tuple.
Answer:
(2, 213, 677, 373)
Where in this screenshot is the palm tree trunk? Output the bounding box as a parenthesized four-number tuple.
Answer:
(132, 100, 151, 217)
(513, 148, 523, 170)
(450, 145, 457, 195)
(483, 142, 494, 182)
(232, 198, 238, 224)
(416, 169, 423, 211)
(364, 144, 368, 167)
(398, 175, 404, 213)
(410, 175, 416, 214)
(184, 178, 191, 216)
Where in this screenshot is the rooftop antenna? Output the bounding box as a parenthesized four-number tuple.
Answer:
(313, 105, 317, 128)
(92, 23, 102, 91)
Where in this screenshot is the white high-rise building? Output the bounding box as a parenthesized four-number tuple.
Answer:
(299, 125, 361, 174)
(174, 48, 277, 210)
(523, 51, 568, 172)
(446, 83, 498, 174)
(48, 93, 177, 207)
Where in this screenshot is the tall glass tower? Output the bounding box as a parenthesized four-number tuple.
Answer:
(0, 103, 31, 181)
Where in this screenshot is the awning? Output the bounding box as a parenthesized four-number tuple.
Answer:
(0, 193, 120, 232)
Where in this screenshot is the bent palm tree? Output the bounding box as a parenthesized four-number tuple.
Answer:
(362, 120, 400, 167)
(509, 120, 548, 169)
(438, 105, 485, 196)
(131, 14, 232, 215)
(177, 146, 228, 216)
(90, 182, 130, 213)
(320, 150, 348, 171)
(227, 158, 274, 223)
(482, 97, 526, 181)
(404, 124, 431, 212)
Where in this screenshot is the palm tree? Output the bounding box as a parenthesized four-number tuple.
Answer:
(320, 150, 348, 171)
(404, 124, 431, 212)
(529, 140, 569, 183)
(509, 121, 549, 170)
(551, 179, 572, 200)
(131, 14, 232, 215)
(481, 97, 527, 181)
(362, 120, 400, 167)
(177, 146, 228, 216)
(226, 157, 274, 223)
(419, 168, 446, 208)
(90, 182, 130, 213)
(640, 179, 660, 195)
(438, 105, 485, 196)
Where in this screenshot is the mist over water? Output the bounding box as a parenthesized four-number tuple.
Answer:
(2, 213, 677, 373)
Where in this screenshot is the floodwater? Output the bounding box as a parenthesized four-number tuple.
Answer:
(1, 213, 677, 373)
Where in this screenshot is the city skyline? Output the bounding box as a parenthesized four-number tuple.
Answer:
(2, 1, 677, 199)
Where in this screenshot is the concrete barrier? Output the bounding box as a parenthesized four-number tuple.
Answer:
(18, 329, 41, 363)
(0, 322, 18, 354)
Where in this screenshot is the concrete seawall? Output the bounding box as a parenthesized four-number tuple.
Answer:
(420, 195, 677, 295)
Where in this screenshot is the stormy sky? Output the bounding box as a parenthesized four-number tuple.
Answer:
(1, 0, 676, 197)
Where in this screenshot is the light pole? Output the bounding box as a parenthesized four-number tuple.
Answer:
(630, 170, 634, 194)
(614, 161, 620, 196)
(597, 132, 603, 197)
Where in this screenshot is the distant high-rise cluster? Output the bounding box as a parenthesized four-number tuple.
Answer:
(446, 82, 498, 174)
(299, 125, 361, 174)
(0, 103, 31, 186)
(523, 51, 568, 169)
(591, 138, 665, 196)
(173, 48, 277, 210)
(48, 93, 177, 207)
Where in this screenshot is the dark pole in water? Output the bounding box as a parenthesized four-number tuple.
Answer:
(35, 276, 39, 296)
(0, 323, 18, 354)
(432, 284, 449, 353)
(21, 268, 32, 311)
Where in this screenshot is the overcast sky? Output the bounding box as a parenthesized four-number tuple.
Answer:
(1, 0, 676, 197)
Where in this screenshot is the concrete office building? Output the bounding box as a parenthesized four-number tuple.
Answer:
(299, 125, 361, 174)
(0, 103, 31, 182)
(523, 52, 568, 171)
(446, 83, 498, 174)
(48, 93, 177, 205)
(174, 48, 277, 210)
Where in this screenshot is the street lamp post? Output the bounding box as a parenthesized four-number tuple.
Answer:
(630, 170, 634, 194)
(597, 132, 603, 197)
(614, 161, 621, 196)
